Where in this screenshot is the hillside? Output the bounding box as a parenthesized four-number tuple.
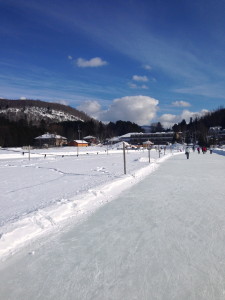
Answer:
(0, 99, 92, 125)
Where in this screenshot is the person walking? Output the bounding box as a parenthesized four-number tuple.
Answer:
(185, 146, 190, 159)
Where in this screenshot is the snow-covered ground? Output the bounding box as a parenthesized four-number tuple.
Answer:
(1, 145, 225, 300)
(0, 144, 181, 260)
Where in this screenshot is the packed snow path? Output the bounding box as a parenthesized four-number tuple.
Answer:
(0, 151, 225, 299)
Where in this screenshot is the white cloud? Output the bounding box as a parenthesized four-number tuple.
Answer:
(172, 100, 191, 107)
(76, 57, 108, 68)
(56, 99, 69, 106)
(101, 95, 158, 125)
(180, 109, 208, 121)
(68, 55, 73, 60)
(132, 75, 148, 82)
(159, 109, 209, 128)
(128, 82, 148, 89)
(77, 100, 101, 117)
(143, 64, 152, 70)
(76, 96, 159, 125)
(159, 114, 180, 129)
(128, 82, 138, 89)
(20, 97, 27, 100)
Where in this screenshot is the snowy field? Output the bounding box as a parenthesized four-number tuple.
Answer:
(0, 144, 179, 260)
(1, 146, 225, 300)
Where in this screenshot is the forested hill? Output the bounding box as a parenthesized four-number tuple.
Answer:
(172, 107, 225, 145)
(172, 107, 225, 132)
(0, 99, 144, 147)
(0, 99, 92, 125)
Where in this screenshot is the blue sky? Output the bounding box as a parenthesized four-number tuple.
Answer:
(0, 0, 225, 127)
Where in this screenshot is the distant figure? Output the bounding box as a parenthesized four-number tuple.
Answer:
(197, 147, 200, 154)
(163, 146, 166, 155)
(192, 146, 195, 152)
(185, 147, 190, 159)
(210, 148, 213, 154)
(202, 146, 207, 154)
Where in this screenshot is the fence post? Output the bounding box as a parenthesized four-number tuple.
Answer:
(28, 145, 30, 161)
(148, 147, 151, 163)
(123, 142, 127, 174)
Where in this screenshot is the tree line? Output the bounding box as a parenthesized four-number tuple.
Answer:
(0, 106, 224, 147)
(0, 117, 143, 147)
(172, 107, 225, 145)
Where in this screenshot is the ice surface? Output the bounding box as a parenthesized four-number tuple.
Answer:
(0, 147, 225, 299)
(0, 145, 176, 258)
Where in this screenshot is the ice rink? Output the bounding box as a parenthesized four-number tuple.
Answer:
(0, 150, 225, 299)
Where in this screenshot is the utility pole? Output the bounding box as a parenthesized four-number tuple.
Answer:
(123, 142, 127, 175)
(78, 125, 81, 140)
(28, 145, 30, 161)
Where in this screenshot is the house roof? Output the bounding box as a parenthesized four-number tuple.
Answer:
(83, 135, 96, 139)
(108, 137, 120, 142)
(35, 133, 67, 140)
(143, 140, 154, 144)
(119, 132, 141, 138)
(73, 140, 88, 144)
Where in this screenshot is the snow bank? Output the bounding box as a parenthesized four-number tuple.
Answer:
(0, 147, 181, 260)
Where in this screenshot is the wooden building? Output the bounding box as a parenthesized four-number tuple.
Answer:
(68, 140, 88, 147)
(34, 133, 67, 148)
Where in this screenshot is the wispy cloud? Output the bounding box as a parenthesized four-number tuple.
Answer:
(174, 83, 225, 99)
(128, 83, 138, 89)
(143, 64, 152, 70)
(128, 82, 148, 89)
(76, 57, 108, 68)
(172, 101, 191, 107)
(132, 75, 148, 82)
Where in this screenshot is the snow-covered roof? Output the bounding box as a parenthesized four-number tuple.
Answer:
(35, 133, 67, 140)
(112, 141, 130, 149)
(108, 137, 120, 142)
(83, 136, 96, 139)
(73, 140, 88, 144)
(143, 140, 154, 144)
(119, 132, 141, 138)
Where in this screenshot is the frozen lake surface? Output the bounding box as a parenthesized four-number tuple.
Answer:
(0, 150, 225, 299)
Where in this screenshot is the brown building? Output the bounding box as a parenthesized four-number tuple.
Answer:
(68, 140, 88, 147)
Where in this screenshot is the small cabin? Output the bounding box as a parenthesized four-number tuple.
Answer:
(83, 136, 99, 145)
(34, 133, 67, 148)
(68, 140, 88, 147)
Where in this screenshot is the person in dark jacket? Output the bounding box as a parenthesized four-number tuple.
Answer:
(185, 146, 190, 159)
